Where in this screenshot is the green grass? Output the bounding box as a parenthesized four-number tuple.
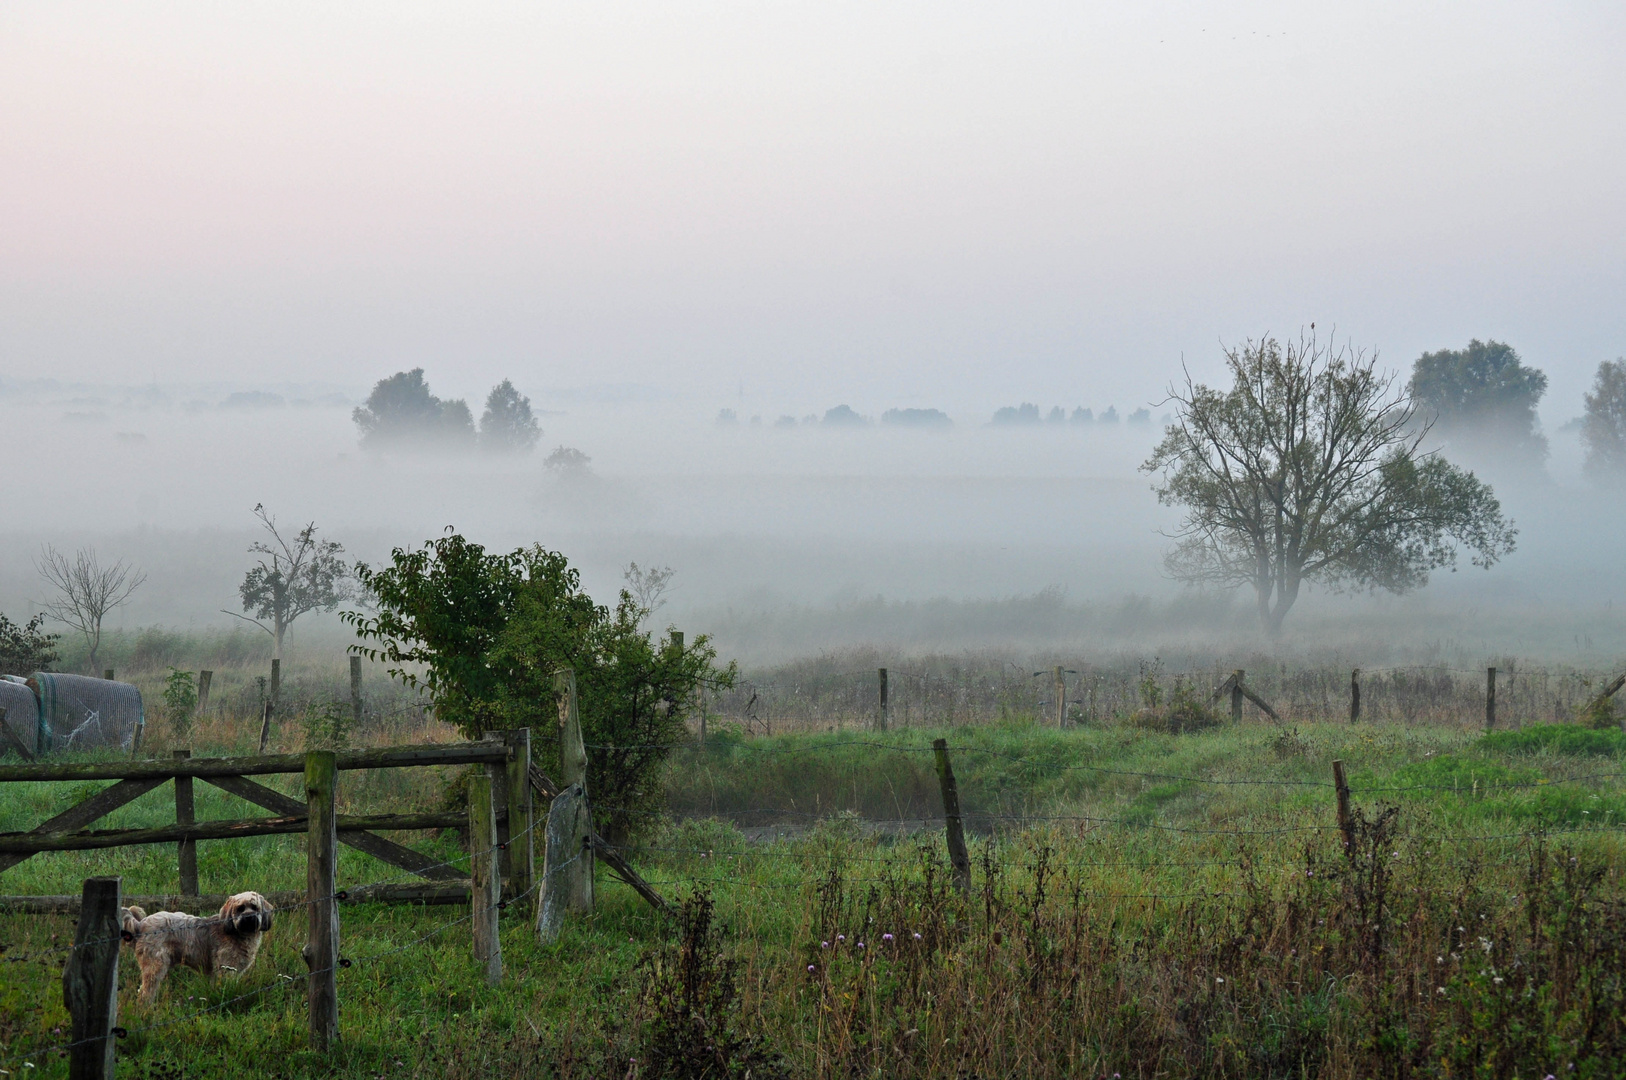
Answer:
(4, 717, 1626, 1077)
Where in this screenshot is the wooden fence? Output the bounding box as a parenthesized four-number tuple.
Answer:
(0, 668, 678, 1077)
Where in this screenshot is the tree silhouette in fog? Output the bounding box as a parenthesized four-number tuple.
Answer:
(1144, 332, 1515, 637)
(352, 368, 475, 448)
(1582, 359, 1626, 486)
(1407, 340, 1549, 467)
(479, 379, 541, 453)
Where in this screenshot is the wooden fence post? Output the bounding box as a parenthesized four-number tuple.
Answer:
(1231, 669, 1244, 723)
(349, 655, 363, 731)
(103, 669, 114, 682)
(270, 658, 281, 711)
(196, 670, 213, 718)
(469, 768, 502, 985)
(258, 701, 273, 754)
(538, 784, 592, 943)
(932, 739, 971, 895)
(1053, 666, 1066, 728)
(1350, 669, 1361, 723)
(1332, 760, 1354, 862)
(1485, 667, 1497, 731)
(553, 668, 593, 900)
(877, 668, 889, 732)
(174, 749, 198, 896)
(503, 728, 534, 907)
(63, 875, 120, 1080)
(304, 750, 339, 1050)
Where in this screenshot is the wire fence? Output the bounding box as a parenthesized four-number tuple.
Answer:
(710, 658, 1625, 731)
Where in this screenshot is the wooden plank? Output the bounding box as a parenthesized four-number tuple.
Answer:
(204, 773, 463, 881)
(589, 834, 672, 915)
(0, 811, 469, 854)
(1238, 682, 1282, 722)
(0, 741, 509, 783)
(63, 876, 120, 1080)
(0, 881, 472, 915)
(305, 751, 339, 1050)
(0, 775, 168, 874)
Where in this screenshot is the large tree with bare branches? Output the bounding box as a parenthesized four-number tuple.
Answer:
(35, 546, 146, 672)
(236, 504, 353, 660)
(1142, 332, 1517, 636)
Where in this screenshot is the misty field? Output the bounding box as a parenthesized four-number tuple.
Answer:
(4, 664, 1626, 1078)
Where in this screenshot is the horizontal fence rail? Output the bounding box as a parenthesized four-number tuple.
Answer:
(0, 741, 509, 783)
(0, 811, 485, 854)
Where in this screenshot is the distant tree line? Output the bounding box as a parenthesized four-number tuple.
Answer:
(353, 369, 541, 453)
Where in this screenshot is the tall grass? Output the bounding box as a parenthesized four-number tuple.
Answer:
(4, 707, 1626, 1076)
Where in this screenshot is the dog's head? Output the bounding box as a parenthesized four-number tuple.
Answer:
(119, 905, 147, 939)
(220, 892, 273, 936)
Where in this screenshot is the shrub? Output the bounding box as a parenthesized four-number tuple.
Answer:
(161, 667, 198, 739)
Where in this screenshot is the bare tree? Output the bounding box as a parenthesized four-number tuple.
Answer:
(623, 562, 675, 625)
(35, 546, 147, 673)
(234, 504, 353, 660)
(1143, 331, 1516, 636)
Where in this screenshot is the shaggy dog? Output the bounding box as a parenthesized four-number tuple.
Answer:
(120, 892, 274, 1002)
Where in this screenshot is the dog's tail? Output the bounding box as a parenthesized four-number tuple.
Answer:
(119, 906, 146, 939)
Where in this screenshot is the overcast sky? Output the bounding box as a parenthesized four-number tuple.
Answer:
(3, 1, 1623, 421)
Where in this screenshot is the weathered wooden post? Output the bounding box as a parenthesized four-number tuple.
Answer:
(196, 669, 213, 718)
(102, 669, 114, 682)
(1052, 666, 1066, 728)
(469, 769, 502, 984)
(1231, 669, 1245, 723)
(174, 749, 198, 896)
(304, 750, 339, 1050)
(932, 738, 971, 895)
(503, 728, 534, 906)
(553, 668, 593, 908)
(1332, 760, 1354, 862)
(349, 655, 363, 731)
(270, 657, 281, 711)
(1349, 668, 1361, 723)
(877, 668, 889, 732)
(63, 875, 120, 1080)
(537, 784, 592, 943)
(1485, 667, 1497, 731)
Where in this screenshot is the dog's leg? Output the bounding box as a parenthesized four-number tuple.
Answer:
(137, 949, 172, 1004)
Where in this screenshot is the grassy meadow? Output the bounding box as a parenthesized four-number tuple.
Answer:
(2, 651, 1626, 1077)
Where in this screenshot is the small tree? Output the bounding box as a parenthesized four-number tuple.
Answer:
(478, 379, 541, 453)
(352, 368, 476, 448)
(543, 446, 592, 476)
(348, 533, 732, 839)
(1581, 359, 1626, 486)
(1408, 339, 1549, 465)
(1144, 332, 1516, 636)
(237, 504, 353, 661)
(0, 613, 59, 676)
(624, 562, 675, 625)
(35, 546, 146, 673)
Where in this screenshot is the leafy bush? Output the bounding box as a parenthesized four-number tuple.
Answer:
(161, 667, 197, 738)
(300, 700, 351, 751)
(0, 613, 58, 676)
(349, 532, 735, 840)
